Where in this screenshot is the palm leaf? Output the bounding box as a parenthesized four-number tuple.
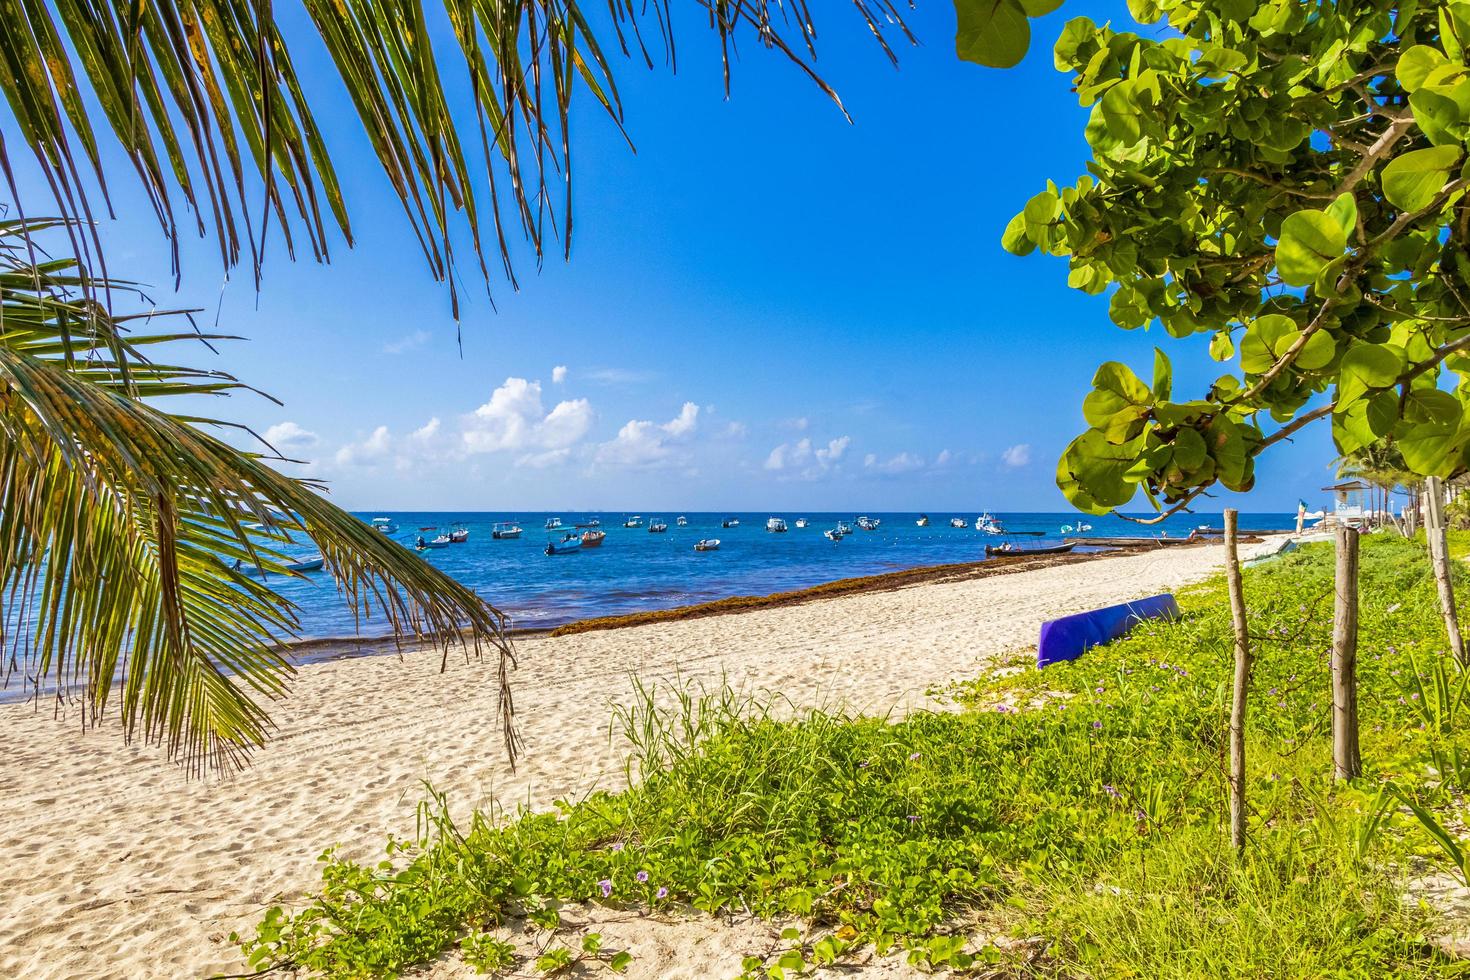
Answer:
(0, 218, 519, 773)
(0, 0, 915, 307)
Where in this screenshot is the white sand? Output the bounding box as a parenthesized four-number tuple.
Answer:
(0, 542, 1263, 979)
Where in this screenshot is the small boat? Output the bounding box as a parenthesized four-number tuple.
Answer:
(824, 528, 844, 542)
(950, 518, 969, 529)
(416, 534, 451, 550)
(649, 520, 669, 533)
(544, 538, 582, 555)
(976, 513, 1004, 534)
(284, 554, 325, 573)
(491, 522, 522, 539)
(677, 516, 688, 526)
(916, 514, 930, 527)
(856, 516, 880, 531)
(624, 515, 644, 528)
(985, 543, 1075, 557)
(694, 538, 721, 552)
(371, 517, 398, 534)
(721, 518, 740, 528)
(582, 518, 602, 528)
(448, 525, 470, 543)
(580, 529, 606, 548)
(795, 518, 809, 528)
(1060, 522, 1094, 534)
(835, 521, 853, 535)
(1038, 594, 1180, 668)
(767, 517, 788, 533)
(418, 526, 439, 532)
(544, 517, 563, 530)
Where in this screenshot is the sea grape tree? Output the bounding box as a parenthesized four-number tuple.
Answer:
(976, 0, 1470, 516)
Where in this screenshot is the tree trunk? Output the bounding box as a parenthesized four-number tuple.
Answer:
(1332, 526, 1362, 780)
(1225, 509, 1251, 853)
(1425, 476, 1466, 664)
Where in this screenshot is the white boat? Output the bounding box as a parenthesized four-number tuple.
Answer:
(448, 525, 470, 543)
(649, 520, 668, 533)
(795, 518, 809, 528)
(491, 522, 522, 539)
(767, 517, 788, 533)
(694, 538, 720, 552)
(1060, 521, 1093, 534)
(835, 521, 853, 535)
(415, 534, 451, 550)
(371, 517, 397, 534)
(624, 515, 644, 528)
(916, 514, 930, 527)
(856, 516, 879, 531)
(722, 517, 740, 528)
(975, 512, 1005, 534)
(544, 517, 563, 530)
(284, 554, 325, 573)
(824, 528, 844, 542)
(677, 516, 688, 526)
(950, 517, 969, 529)
(582, 518, 602, 528)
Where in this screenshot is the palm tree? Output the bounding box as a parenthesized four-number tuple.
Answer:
(0, 3, 914, 771)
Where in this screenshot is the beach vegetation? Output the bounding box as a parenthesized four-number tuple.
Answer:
(969, 0, 1470, 518)
(238, 532, 1470, 977)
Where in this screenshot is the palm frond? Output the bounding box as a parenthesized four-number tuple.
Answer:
(0, 0, 915, 310)
(0, 218, 518, 773)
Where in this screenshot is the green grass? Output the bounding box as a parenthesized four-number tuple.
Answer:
(237, 533, 1470, 978)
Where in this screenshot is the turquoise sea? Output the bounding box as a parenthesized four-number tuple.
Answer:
(269, 510, 1299, 638)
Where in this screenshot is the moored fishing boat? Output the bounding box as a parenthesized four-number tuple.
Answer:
(835, 520, 853, 535)
(624, 515, 644, 528)
(284, 554, 325, 573)
(448, 525, 469, 543)
(856, 516, 879, 531)
(544, 517, 563, 530)
(677, 516, 688, 526)
(649, 520, 669, 533)
(580, 529, 606, 547)
(415, 534, 451, 551)
(950, 517, 969, 529)
(824, 527, 844, 541)
(721, 517, 740, 528)
(694, 538, 720, 552)
(491, 522, 522, 539)
(985, 543, 1075, 557)
(544, 537, 582, 555)
(766, 517, 788, 533)
(795, 518, 809, 528)
(371, 516, 397, 534)
(916, 514, 930, 526)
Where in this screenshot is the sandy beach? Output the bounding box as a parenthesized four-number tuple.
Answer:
(0, 542, 1270, 979)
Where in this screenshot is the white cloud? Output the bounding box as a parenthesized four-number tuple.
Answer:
(461, 378, 593, 455)
(412, 417, 441, 441)
(585, 367, 658, 386)
(782, 416, 810, 431)
(765, 435, 850, 480)
(597, 402, 701, 467)
(865, 451, 926, 475)
(723, 421, 749, 440)
(382, 329, 431, 355)
(1001, 444, 1032, 468)
(263, 421, 318, 451)
(552, 365, 568, 384)
(934, 448, 953, 467)
(517, 448, 572, 469)
(335, 425, 392, 466)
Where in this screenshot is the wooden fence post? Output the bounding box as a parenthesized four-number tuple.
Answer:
(1333, 525, 1362, 780)
(1425, 476, 1467, 665)
(1225, 509, 1251, 852)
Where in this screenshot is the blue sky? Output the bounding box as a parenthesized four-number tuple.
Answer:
(9, 1, 1336, 512)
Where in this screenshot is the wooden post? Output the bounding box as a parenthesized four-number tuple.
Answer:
(1332, 526, 1362, 780)
(1225, 509, 1251, 853)
(1425, 476, 1467, 665)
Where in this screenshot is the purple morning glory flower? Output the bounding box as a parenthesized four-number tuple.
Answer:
(1092, 721, 1103, 729)
(1095, 687, 1105, 694)
(907, 814, 920, 822)
(656, 887, 669, 899)
(610, 842, 624, 852)
(858, 760, 870, 769)
(598, 879, 613, 898)
(636, 870, 649, 883)
(909, 752, 921, 761)
(1102, 784, 1120, 798)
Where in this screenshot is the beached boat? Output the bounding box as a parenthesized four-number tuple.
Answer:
(448, 525, 469, 543)
(916, 514, 930, 526)
(624, 515, 644, 528)
(694, 538, 720, 552)
(580, 529, 606, 547)
(284, 554, 325, 573)
(1038, 594, 1180, 668)
(985, 543, 1075, 557)
(677, 516, 688, 526)
(767, 517, 788, 533)
(371, 517, 397, 534)
(491, 522, 522, 539)
(824, 528, 844, 541)
(722, 517, 740, 528)
(544, 517, 563, 530)
(950, 517, 969, 529)
(649, 520, 669, 533)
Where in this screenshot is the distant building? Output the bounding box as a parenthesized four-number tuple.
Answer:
(1321, 480, 1369, 526)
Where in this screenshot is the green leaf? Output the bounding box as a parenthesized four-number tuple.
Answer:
(1057, 429, 1145, 513)
(1399, 44, 1450, 92)
(1083, 361, 1153, 429)
(1325, 193, 1358, 237)
(1239, 314, 1298, 374)
(955, 0, 1031, 69)
(1100, 80, 1143, 145)
(1341, 343, 1405, 387)
(1152, 348, 1172, 401)
(1018, 0, 1062, 14)
(1001, 212, 1035, 255)
(1276, 208, 1348, 287)
(1382, 145, 1462, 211)
(1209, 330, 1235, 362)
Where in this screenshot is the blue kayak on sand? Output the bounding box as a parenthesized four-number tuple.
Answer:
(1037, 594, 1181, 668)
